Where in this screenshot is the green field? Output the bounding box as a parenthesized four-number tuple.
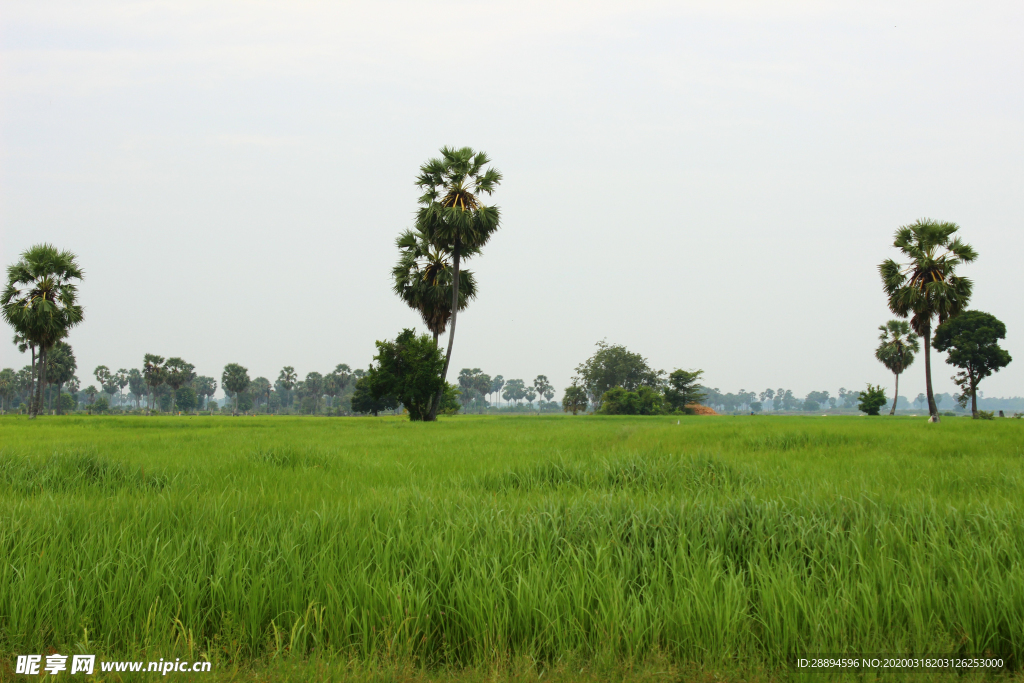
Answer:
(1, 415, 1023, 681)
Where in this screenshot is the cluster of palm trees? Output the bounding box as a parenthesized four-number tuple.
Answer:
(392, 147, 501, 421)
(879, 218, 977, 421)
(457, 372, 556, 410)
(1, 244, 84, 419)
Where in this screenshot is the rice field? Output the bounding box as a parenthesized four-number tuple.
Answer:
(1, 414, 1023, 682)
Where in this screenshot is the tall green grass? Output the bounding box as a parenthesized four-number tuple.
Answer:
(0, 415, 1021, 677)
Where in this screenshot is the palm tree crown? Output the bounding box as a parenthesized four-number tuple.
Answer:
(392, 227, 478, 341)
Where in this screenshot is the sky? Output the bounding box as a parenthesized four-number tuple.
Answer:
(1, 0, 1022, 402)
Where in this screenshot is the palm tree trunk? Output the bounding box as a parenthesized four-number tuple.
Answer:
(890, 373, 899, 415)
(923, 323, 939, 420)
(428, 242, 462, 421)
(33, 346, 48, 418)
(28, 345, 37, 418)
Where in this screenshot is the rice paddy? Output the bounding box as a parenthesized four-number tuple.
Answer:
(1, 414, 1022, 681)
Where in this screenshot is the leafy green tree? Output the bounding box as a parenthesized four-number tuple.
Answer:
(142, 354, 166, 413)
(858, 384, 888, 416)
(502, 379, 526, 406)
(393, 227, 479, 346)
(573, 341, 664, 410)
(415, 147, 502, 420)
(368, 329, 445, 421)
(524, 388, 537, 408)
(175, 386, 197, 412)
(350, 375, 399, 416)
(94, 395, 110, 413)
(164, 358, 196, 414)
(94, 365, 114, 403)
(222, 363, 251, 416)
(2, 244, 84, 418)
(250, 377, 272, 413)
(127, 369, 146, 410)
(192, 376, 217, 412)
(562, 385, 588, 415)
(598, 386, 664, 415)
(880, 219, 976, 420)
(457, 368, 491, 412)
(875, 320, 919, 415)
(933, 310, 1012, 418)
(664, 370, 706, 412)
(59, 392, 75, 413)
(46, 342, 77, 414)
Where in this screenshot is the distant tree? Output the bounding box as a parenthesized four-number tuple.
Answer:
(913, 393, 927, 411)
(414, 147, 502, 420)
(458, 368, 485, 412)
(164, 358, 196, 414)
(805, 391, 829, 412)
(759, 389, 775, 412)
(303, 372, 324, 414)
(127, 369, 146, 410)
(933, 310, 1012, 418)
(562, 384, 588, 415)
(2, 244, 84, 418)
(192, 376, 217, 412)
(491, 375, 505, 408)
(858, 384, 888, 416)
(543, 387, 554, 404)
(502, 379, 526, 406)
(222, 363, 251, 416)
(664, 370, 706, 412)
(93, 395, 110, 414)
(175, 385, 197, 412)
(250, 377, 272, 413)
(880, 219, 976, 420)
(803, 398, 820, 412)
(368, 329, 446, 421)
(276, 366, 297, 408)
(750, 401, 763, 414)
(524, 388, 537, 408)
(114, 369, 129, 407)
(142, 354, 166, 413)
(46, 342, 77, 414)
(94, 365, 113, 403)
(573, 341, 664, 411)
(598, 386, 664, 416)
(84, 385, 98, 413)
(350, 375, 399, 416)
(875, 320, 919, 416)
(532, 375, 552, 411)
(0, 368, 16, 413)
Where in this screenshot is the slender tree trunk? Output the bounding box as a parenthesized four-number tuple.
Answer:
(971, 374, 979, 418)
(890, 373, 899, 415)
(428, 242, 462, 422)
(28, 345, 37, 418)
(923, 322, 939, 420)
(33, 346, 48, 418)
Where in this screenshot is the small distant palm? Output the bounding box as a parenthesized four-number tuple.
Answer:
(875, 320, 919, 416)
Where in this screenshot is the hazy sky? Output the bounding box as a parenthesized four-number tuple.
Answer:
(2, 1, 1021, 402)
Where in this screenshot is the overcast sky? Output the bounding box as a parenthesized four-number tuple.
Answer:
(1, 1, 1021, 402)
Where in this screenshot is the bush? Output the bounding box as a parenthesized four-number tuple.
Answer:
(175, 386, 197, 413)
(368, 329, 445, 421)
(93, 396, 110, 414)
(599, 386, 664, 415)
(978, 410, 995, 420)
(857, 384, 887, 416)
(59, 393, 76, 413)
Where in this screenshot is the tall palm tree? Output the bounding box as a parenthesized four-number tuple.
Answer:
(142, 354, 166, 413)
(875, 320, 919, 416)
(165, 358, 196, 414)
(415, 147, 501, 419)
(2, 244, 84, 418)
(392, 227, 478, 346)
(880, 219, 976, 420)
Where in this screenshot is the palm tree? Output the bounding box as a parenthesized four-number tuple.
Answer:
(165, 358, 196, 414)
(415, 147, 501, 419)
(2, 244, 84, 418)
(392, 227, 478, 346)
(46, 341, 77, 414)
(875, 320, 919, 416)
(142, 354, 166, 413)
(222, 363, 250, 416)
(277, 366, 297, 409)
(114, 369, 129, 407)
(880, 219, 976, 420)
(533, 375, 552, 412)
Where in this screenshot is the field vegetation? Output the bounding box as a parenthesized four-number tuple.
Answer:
(1, 414, 1022, 681)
